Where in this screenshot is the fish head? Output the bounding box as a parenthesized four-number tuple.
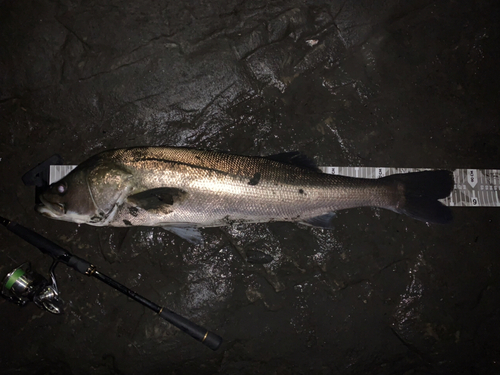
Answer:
(36, 167, 100, 224)
(36, 157, 132, 225)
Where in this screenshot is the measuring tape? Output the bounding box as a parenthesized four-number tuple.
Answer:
(50, 166, 499, 207)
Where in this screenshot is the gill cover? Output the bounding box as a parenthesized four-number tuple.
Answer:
(84, 158, 133, 223)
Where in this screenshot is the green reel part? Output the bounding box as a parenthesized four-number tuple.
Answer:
(4, 267, 26, 290)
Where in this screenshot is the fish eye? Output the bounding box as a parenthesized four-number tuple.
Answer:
(56, 182, 67, 195)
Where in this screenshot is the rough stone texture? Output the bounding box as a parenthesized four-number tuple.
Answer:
(1, 0, 499, 374)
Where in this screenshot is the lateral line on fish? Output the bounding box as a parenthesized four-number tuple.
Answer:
(141, 158, 231, 175)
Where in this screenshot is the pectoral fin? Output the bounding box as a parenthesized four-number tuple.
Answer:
(127, 188, 186, 211)
(162, 226, 204, 244)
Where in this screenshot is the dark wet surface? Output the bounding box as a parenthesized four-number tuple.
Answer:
(1, 0, 499, 374)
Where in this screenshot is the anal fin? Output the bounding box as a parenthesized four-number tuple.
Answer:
(162, 226, 204, 244)
(299, 212, 336, 228)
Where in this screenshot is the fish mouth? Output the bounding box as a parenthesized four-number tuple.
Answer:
(36, 196, 65, 218)
(36, 203, 61, 218)
(36, 195, 102, 225)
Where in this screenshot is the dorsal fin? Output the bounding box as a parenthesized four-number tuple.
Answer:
(265, 152, 320, 172)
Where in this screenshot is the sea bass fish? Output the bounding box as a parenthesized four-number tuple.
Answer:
(36, 147, 454, 243)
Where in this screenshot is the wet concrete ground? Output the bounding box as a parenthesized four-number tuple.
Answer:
(1, 0, 499, 374)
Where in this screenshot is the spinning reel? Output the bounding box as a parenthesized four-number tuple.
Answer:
(2, 261, 63, 314)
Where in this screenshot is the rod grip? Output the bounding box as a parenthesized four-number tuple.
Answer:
(4, 220, 92, 274)
(5, 220, 69, 258)
(159, 308, 223, 351)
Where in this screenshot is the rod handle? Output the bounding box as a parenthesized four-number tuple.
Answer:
(158, 308, 223, 351)
(4, 219, 68, 258)
(2, 219, 92, 274)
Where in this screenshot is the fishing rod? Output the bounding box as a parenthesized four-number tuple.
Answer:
(0, 215, 222, 351)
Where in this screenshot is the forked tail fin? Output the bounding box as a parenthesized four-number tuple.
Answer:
(381, 170, 454, 224)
